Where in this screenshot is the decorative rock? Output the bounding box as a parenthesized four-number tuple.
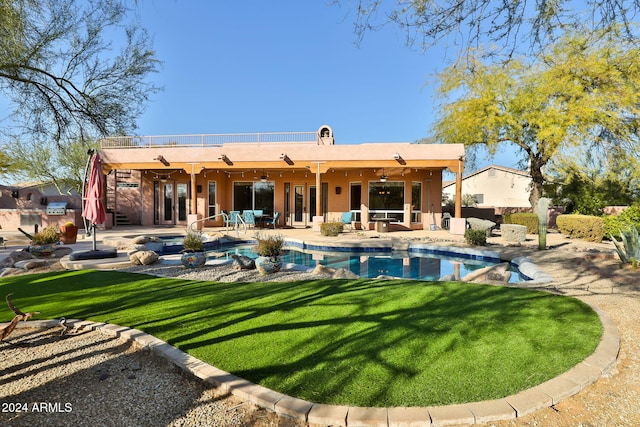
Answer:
(231, 254, 255, 270)
(255, 256, 282, 275)
(53, 247, 73, 257)
(312, 264, 335, 276)
(466, 217, 497, 235)
(132, 235, 161, 244)
(0, 267, 24, 277)
(501, 224, 528, 243)
(130, 250, 159, 266)
(21, 259, 49, 270)
(332, 268, 359, 279)
(487, 263, 512, 283)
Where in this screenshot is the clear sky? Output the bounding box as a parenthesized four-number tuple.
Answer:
(133, 1, 520, 171)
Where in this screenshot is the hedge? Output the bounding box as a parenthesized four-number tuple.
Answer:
(503, 212, 539, 234)
(556, 214, 604, 243)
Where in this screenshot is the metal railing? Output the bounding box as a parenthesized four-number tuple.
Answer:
(100, 131, 318, 149)
(188, 212, 247, 236)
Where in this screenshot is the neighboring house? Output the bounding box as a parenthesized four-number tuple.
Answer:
(11, 181, 81, 197)
(98, 125, 466, 230)
(0, 184, 82, 231)
(442, 165, 532, 213)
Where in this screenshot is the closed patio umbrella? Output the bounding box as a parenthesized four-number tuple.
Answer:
(82, 150, 106, 251)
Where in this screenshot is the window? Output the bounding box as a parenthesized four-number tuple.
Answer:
(474, 194, 484, 204)
(411, 182, 422, 223)
(369, 181, 404, 222)
(233, 181, 274, 214)
(208, 181, 216, 217)
(350, 183, 362, 222)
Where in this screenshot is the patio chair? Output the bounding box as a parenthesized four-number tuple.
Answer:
(262, 211, 280, 229)
(342, 211, 354, 231)
(228, 211, 241, 228)
(243, 210, 256, 229)
(0, 236, 5, 249)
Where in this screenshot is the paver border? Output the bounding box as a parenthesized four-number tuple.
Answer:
(6, 296, 618, 427)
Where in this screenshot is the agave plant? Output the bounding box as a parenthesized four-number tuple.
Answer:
(610, 226, 640, 268)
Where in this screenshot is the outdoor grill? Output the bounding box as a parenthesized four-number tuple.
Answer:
(46, 201, 67, 215)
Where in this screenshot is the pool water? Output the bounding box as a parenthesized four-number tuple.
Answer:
(214, 244, 521, 282)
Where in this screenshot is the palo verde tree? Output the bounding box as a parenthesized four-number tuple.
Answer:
(433, 29, 640, 210)
(3, 138, 99, 195)
(0, 0, 160, 148)
(339, 0, 640, 56)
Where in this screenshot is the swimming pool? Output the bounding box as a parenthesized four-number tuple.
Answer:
(212, 244, 526, 282)
(131, 234, 531, 282)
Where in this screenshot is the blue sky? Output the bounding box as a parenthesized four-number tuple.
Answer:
(133, 1, 520, 171)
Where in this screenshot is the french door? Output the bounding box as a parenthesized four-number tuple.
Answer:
(156, 181, 189, 225)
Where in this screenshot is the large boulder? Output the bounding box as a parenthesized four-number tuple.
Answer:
(129, 250, 159, 266)
(466, 217, 497, 236)
(231, 254, 255, 270)
(332, 268, 359, 279)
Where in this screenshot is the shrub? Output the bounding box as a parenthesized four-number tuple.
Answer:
(464, 228, 487, 246)
(31, 225, 60, 245)
(254, 232, 284, 257)
(556, 214, 604, 243)
(182, 230, 204, 252)
(603, 204, 640, 240)
(503, 212, 539, 234)
(320, 222, 344, 237)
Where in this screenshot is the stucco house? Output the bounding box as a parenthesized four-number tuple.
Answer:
(442, 165, 532, 213)
(98, 125, 466, 231)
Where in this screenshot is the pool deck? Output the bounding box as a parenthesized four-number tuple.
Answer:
(1, 225, 620, 426)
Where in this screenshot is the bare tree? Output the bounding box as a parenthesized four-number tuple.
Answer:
(335, 0, 640, 57)
(0, 0, 161, 147)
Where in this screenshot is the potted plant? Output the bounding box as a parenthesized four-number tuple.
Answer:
(60, 221, 79, 244)
(253, 232, 284, 274)
(30, 225, 61, 258)
(181, 230, 206, 268)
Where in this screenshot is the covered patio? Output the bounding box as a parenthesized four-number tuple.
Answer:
(98, 125, 464, 232)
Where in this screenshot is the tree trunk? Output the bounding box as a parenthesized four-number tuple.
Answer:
(528, 156, 546, 212)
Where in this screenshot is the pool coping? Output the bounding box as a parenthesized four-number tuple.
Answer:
(7, 301, 618, 426)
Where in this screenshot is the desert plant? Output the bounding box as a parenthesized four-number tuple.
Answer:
(182, 230, 204, 252)
(464, 228, 487, 246)
(320, 222, 344, 236)
(31, 225, 60, 245)
(610, 226, 640, 268)
(254, 232, 284, 257)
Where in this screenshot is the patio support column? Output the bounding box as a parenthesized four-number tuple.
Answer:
(187, 163, 200, 215)
(316, 167, 322, 217)
(455, 157, 464, 218)
(190, 174, 197, 214)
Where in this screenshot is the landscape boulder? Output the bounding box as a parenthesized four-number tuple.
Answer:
(466, 217, 497, 236)
(129, 251, 159, 266)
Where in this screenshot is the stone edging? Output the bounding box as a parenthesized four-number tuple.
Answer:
(6, 301, 619, 427)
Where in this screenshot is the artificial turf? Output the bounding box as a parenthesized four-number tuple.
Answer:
(0, 270, 602, 406)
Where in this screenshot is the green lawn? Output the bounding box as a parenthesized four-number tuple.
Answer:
(1, 270, 602, 407)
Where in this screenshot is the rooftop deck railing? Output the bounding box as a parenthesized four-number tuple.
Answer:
(100, 131, 319, 148)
